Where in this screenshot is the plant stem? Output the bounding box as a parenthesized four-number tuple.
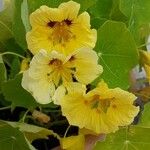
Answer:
(64, 125, 71, 138)
(0, 106, 11, 111)
(138, 42, 150, 49)
(0, 52, 26, 59)
(21, 109, 30, 123)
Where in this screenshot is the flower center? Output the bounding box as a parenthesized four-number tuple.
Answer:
(85, 95, 114, 113)
(47, 20, 75, 46)
(49, 58, 63, 68)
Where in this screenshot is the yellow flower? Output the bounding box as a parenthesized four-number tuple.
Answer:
(143, 64, 150, 81)
(20, 58, 30, 72)
(60, 81, 139, 134)
(22, 48, 102, 104)
(60, 135, 85, 150)
(140, 50, 150, 81)
(26, 1, 96, 55)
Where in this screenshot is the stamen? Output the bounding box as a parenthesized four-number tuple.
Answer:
(47, 21, 57, 28)
(64, 19, 72, 26)
(49, 19, 74, 45)
(49, 58, 62, 66)
(69, 55, 76, 61)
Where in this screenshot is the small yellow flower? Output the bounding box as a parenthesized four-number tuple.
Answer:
(26, 1, 96, 55)
(140, 50, 150, 81)
(60, 81, 139, 134)
(22, 48, 102, 104)
(20, 58, 30, 72)
(60, 135, 85, 150)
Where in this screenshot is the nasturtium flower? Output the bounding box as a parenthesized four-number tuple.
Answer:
(26, 1, 97, 55)
(140, 50, 150, 81)
(60, 81, 139, 134)
(22, 48, 102, 104)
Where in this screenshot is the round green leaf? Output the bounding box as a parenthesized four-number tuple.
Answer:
(95, 21, 138, 89)
(94, 126, 150, 150)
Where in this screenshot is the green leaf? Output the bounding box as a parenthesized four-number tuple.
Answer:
(0, 0, 13, 47)
(95, 21, 138, 89)
(120, 0, 150, 23)
(0, 55, 6, 90)
(12, 0, 27, 50)
(139, 102, 150, 127)
(21, 0, 31, 32)
(89, 0, 127, 29)
(120, 0, 150, 44)
(0, 120, 35, 150)
(27, 0, 96, 14)
(6, 121, 60, 143)
(94, 126, 150, 150)
(9, 57, 21, 79)
(89, 0, 113, 19)
(4, 38, 25, 55)
(1, 74, 39, 109)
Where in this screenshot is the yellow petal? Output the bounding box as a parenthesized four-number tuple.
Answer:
(65, 82, 86, 94)
(60, 135, 85, 150)
(29, 50, 51, 79)
(74, 47, 103, 84)
(143, 64, 150, 82)
(26, 28, 53, 55)
(140, 50, 150, 66)
(30, 6, 62, 27)
(22, 70, 54, 104)
(59, 1, 80, 20)
(53, 85, 66, 105)
(107, 89, 139, 126)
(76, 12, 91, 27)
(70, 24, 97, 49)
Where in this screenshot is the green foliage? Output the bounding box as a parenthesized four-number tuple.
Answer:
(0, 121, 35, 150)
(120, 0, 150, 23)
(95, 21, 138, 89)
(0, 0, 13, 51)
(9, 57, 20, 79)
(0, 55, 6, 90)
(12, 0, 27, 50)
(94, 126, 150, 150)
(27, 0, 96, 14)
(1, 74, 39, 109)
(21, 0, 31, 32)
(120, 0, 150, 44)
(89, 0, 127, 29)
(6, 121, 60, 142)
(139, 102, 150, 127)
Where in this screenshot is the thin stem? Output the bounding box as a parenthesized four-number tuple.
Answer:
(64, 125, 71, 138)
(138, 42, 150, 49)
(134, 92, 150, 99)
(0, 52, 26, 59)
(0, 106, 11, 111)
(21, 109, 30, 123)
